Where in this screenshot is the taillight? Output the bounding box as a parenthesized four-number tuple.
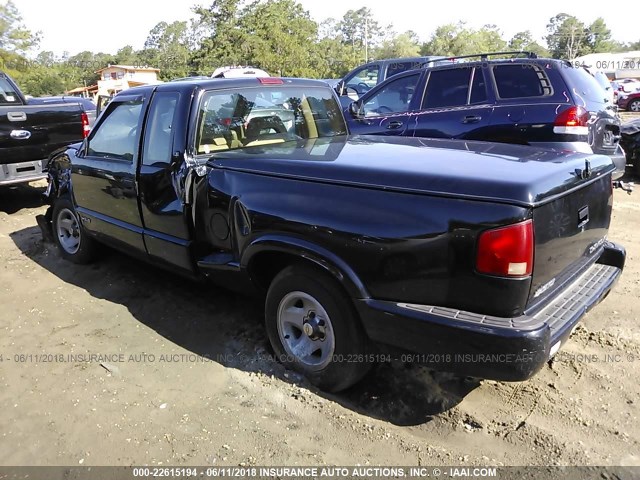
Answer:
(476, 220, 534, 277)
(553, 106, 589, 135)
(81, 112, 90, 138)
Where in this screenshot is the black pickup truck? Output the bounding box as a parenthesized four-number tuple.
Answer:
(39, 77, 625, 392)
(0, 72, 89, 186)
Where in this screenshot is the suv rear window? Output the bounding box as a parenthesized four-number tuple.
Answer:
(561, 67, 608, 104)
(493, 64, 551, 99)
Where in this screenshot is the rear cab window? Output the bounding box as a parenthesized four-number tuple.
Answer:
(195, 85, 347, 155)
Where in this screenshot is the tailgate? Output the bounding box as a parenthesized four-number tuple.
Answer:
(0, 104, 84, 165)
(528, 173, 613, 309)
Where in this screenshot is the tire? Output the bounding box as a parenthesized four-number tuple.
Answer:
(629, 99, 640, 112)
(265, 264, 371, 392)
(52, 195, 98, 264)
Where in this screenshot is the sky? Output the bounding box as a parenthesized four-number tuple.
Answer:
(10, 0, 638, 57)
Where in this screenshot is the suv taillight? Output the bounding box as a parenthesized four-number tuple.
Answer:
(553, 106, 589, 135)
(476, 220, 534, 277)
(81, 112, 90, 138)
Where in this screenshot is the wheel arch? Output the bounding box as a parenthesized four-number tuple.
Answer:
(242, 235, 370, 300)
(45, 146, 77, 201)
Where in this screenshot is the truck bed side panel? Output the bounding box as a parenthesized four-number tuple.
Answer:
(205, 169, 532, 318)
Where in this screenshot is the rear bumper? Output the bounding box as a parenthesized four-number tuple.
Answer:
(357, 241, 625, 381)
(607, 146, 627, 180)
(0, 159, 46, 186)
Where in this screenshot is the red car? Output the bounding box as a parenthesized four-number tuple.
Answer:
(618, 91, 640, 112)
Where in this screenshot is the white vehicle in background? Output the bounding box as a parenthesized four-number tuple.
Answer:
(211, 66, 270, 78)
(616, 78, 640, 93)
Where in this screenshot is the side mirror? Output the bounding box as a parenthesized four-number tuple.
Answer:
(349, 101, 363, 118)
(346, 87, 359, 102)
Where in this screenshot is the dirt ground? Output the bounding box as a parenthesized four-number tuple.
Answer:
(0, 174, 639, 468)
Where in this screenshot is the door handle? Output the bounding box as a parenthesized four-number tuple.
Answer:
(387, 121, 403, 129)
(7, 111, 27, 122)
(462, 115, 482, 124)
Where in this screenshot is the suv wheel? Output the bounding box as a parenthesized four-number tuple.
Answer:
(629, 99, 640, 112)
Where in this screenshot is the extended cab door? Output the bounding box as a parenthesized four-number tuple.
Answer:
(137, 89, 195, 273)
(408, 66, 494, 140)
(70, 93, 146, 253)
(348, 71, 423, 136)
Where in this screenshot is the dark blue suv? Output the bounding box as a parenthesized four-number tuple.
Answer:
(345, 52, 626, 179)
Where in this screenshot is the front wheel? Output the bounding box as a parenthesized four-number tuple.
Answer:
(265, 264, 371, 392)
(628, 99, 640, 112)
(52, 196, 98, 264)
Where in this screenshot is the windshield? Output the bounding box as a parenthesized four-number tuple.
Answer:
(195, 85, 347, 155)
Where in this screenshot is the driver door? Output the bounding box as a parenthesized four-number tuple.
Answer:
(348, 71, 422, 136)
(71, 93, 146, 253)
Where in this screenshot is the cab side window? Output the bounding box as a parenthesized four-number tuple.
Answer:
(87, 100, 143, 162)
(362, 73, 420, 117)
(422, 68, 472, 109)
(142, 92, 179, 166)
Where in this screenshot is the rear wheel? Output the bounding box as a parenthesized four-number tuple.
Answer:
(265, 264, 371, 392)
(628, 99, 640, 112)
(52, 196, 98, 264)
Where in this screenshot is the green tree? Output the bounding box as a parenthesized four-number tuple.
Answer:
(140, 21, 192, 79)
(0, 0, 39, 53)
(545, 13, 590, 59)
(193, 0, 319, 76)
(338, 7, 382, 62)
(586, 18, 622, 53)
(508, 31, 549, 57)
(310, 37, 359, 78)
(113, 45, 140, 66)
(19, 67, 65, 96)
(376, 31, 420, 59)
(192, 0, 248, 73)
(421, 23, 506, 57)
(240, 0, 318, 76)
